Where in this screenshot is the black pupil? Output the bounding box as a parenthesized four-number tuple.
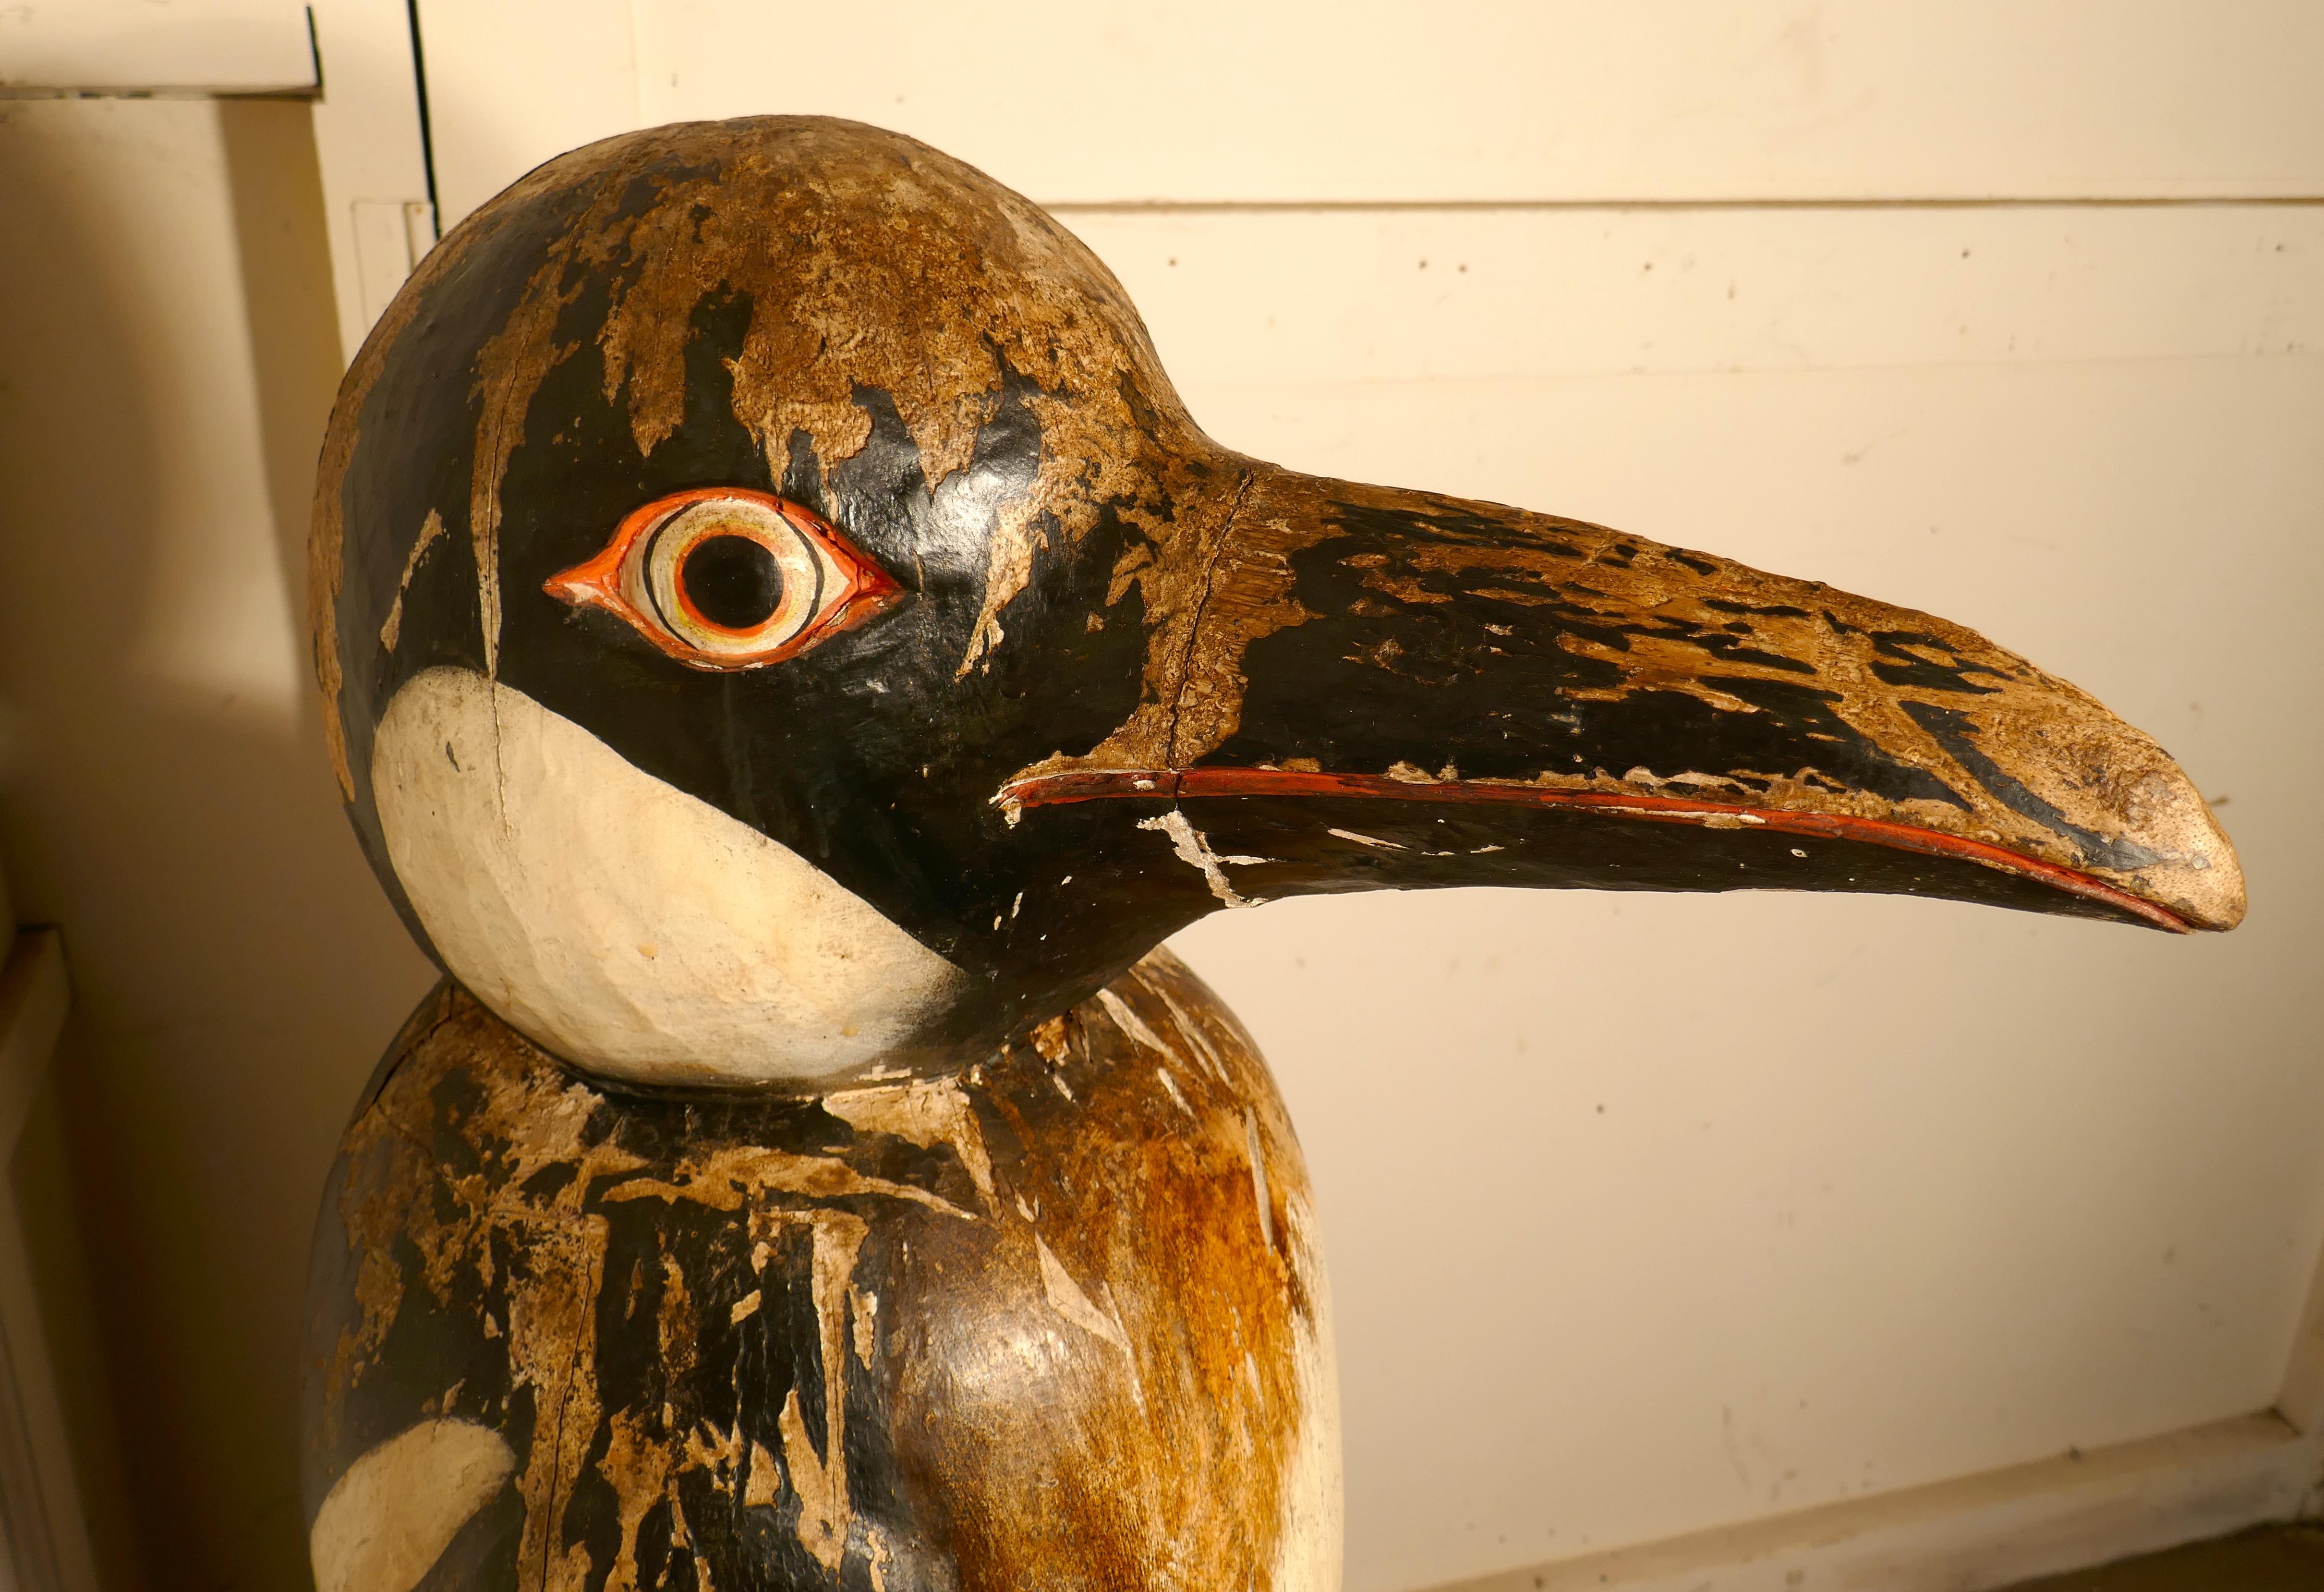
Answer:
(682, 535, 784, 630)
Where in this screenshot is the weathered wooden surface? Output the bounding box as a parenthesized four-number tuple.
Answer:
(303, 948, 1337, 1591)
(300, 115, 2242, 1590)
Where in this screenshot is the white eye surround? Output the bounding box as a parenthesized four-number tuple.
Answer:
(545, 487, 903, 670)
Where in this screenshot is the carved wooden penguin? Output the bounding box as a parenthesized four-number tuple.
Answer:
(301, 117, 2244, 1592)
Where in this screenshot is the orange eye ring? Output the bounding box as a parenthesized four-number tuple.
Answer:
(544, 488, 904, 671)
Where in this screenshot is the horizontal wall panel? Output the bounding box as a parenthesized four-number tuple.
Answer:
(1168, 352, 2324, 1592)
(632, 1, 2324, 206)
(1065, 206, 2324, 387)
(418, 1, 2324, 230)
(0, 0, 314, 97)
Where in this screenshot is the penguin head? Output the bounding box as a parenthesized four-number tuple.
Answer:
(315, 117, 2241, 1091)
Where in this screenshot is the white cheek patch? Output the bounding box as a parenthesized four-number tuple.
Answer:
(372, 666, 971, 1086)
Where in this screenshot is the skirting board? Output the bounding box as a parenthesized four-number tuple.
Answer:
(1421, 1410, 2317, 1592)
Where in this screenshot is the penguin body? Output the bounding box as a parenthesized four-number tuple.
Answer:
(305, 952, 1336, 1591)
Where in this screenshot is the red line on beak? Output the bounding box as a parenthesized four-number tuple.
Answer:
(996, 766, 2192, 934)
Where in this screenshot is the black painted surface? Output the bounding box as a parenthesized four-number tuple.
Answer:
(1212, 497, 1969, 815)
(1159, 794, 2138, 924)
(334, 236, 1220, 1053)
(305, 964, 1321, 1591)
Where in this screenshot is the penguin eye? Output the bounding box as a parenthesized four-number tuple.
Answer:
(545, 489, 903, 670)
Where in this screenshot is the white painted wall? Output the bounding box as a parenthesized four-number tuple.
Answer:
(0, 4, 2317, 1588)
(0, 96, 435, 1587)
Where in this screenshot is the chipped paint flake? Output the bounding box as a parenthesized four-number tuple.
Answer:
(599, 1409, 673, 1592)
(743, 1439, 781, 1510)
(378, 509, 448, 653)
(770, 1210, 869, 1571)
(1095, 987, 1170, 1057)
(602, 1143, 972, 1223)
(849, 1287, 879, 1368)
(1245, 1109, 1276, 1250)
(1137, 809, 1267, 908)
(823, 1076, 995, 1204)
(1139, 973, 1230, 1084)
(1028, 1014, 1073, 1064)
(1033, 1235, 1132, 1360)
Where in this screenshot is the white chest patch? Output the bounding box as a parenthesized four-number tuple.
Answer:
(371, 666, 971, 1086)
(310, 1419, 512, 1592)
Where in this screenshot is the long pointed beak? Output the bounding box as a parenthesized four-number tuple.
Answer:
(1003, 467, 2244, 934)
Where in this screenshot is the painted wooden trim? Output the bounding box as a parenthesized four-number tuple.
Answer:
(307, 0, 436, 361)
(0, 929, 99, 1592)
(0, 0, 316, 98)
(412, 0, 2324, 228)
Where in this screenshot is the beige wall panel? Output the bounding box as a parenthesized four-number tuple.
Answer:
(1166, 352, 2323, 1590)
(1068, 206, 2324, 383)
(308, 0, 437, 356)
(0, 98, 438, 1587)
(411, 0, 639, 229)
(419, 1, 2324, 229)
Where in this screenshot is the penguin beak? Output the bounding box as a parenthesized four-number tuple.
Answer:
(999, 469, 2245, 934)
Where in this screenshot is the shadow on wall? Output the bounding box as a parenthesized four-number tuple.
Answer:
(0, 98, 437, 1590)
